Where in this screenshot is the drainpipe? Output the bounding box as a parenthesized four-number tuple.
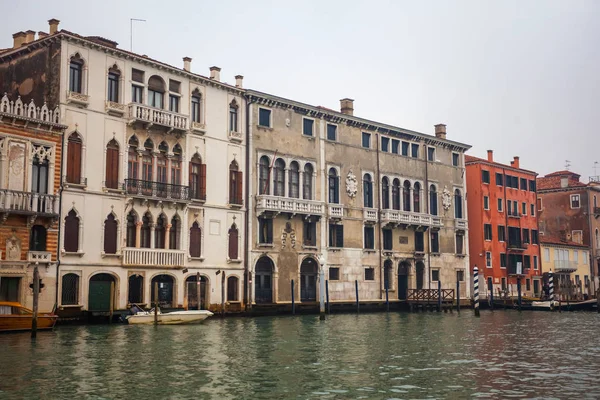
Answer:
(425, 141, 431, 290)
(376, 132, 382, 299)
(243, 95, 254, 311)
(55, 130, 66, 308)
(502, 167, 509, 292)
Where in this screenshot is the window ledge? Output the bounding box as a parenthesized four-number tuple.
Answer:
(62, 251, 85, 257)
(227, 258, 242, 264)
(258, 243, 274, 248)
(302, 245, 318, 250)
(455, 254, 466, 258)
(101, 252, 121, 258)
(59, 304, 83, 309)
(431, 252, 441, 257)
(104, 187, 126, 195)
(363, 249, 377, 253)
(64, 182, 87, 190)
(190, 198, 206, 204)
(188, 256, 205, 262)
(303, 135, 315, 141)
(191, 122, 206, 134)
(228, 202, 243, 209)
(257, 125, 273, 131)
(328, 247, 343, 252)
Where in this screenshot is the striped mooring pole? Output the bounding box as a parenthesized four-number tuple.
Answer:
(549, 271, 554, 303)
(473, 266, 480, 317)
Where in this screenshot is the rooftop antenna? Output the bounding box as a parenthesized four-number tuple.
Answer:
(565, 160, 571, 170)
(594, 161, 599, 176)
(130, 18, 146, 52)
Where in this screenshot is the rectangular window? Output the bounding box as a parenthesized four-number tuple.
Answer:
(574, 250, 579, 263)
(456, 270, 465, 282)
(391, 139, 399, 154)
(501, 277, 507, 290)
(327, 124, 337, 141)
(484, 224, 492, 241)
(364, 226, 375, 249)
(148, 89, 163, 108)
(526, 279, 531, 291)
(498, 225, 506, 242)
(132, 85, 143, 103)
(524, 255, 531, 269)
(381, 137, 390, 152)
(531, 230, 538, 245)
(303, 118, 314, 136)
(365, 268, 375, 281)
(482, 170, 490, 184)
(520, 178, 527, 190)
(455, 233, 464, 254)
(544, 248, 550, 262)
(401, 141, 409, 156)
(69, 61, 82, 93)
(415, 231, 424, 252)
(496, 173, 503, 186)
(522, 202, 527, 215)
(522, 229, 530, 244)
(362, 132, 371, 149)
(583, 252, 588, 264)
(484, 196, 490, 210)
(572, 230, 583, 244)
(169, 95, 179, 113)
(537, 197, 543, 211)
(498, 198, 503, 212)
(534, 256, 538, 270)
(452, 153, 459, 166)
(258, 217, 273, 244)
(107, 72, 119, 102)
(329, 224, 344, 248)
(229, 104, 238, 132)
(431, 269, 440, 282)
(531, 204, 535, 216)
(529, 180, 536, 192)
(132, 68, 144, 83)
(570, 194, 580, 208)
(329, 267, 340, 281)
(411, 143, 419, 158)
(431, 231, 439, 253)
(427, 147, 436, 161)
(486, 251, 492, 267)
(512, 176, 519, 189)
(500, 253, 507, 268)
(303, 220, 317, 246)
(383, 229, 393, 251)
(191, 95, 201, 122)
(258, 108, 271, 127)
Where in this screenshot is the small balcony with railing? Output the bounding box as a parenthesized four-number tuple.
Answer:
(380, 209, 444, 229)
(328, 204, 344, 220)
(128, 103, 189, 133)
(507, 210, 521, 219)
(363, 208, 378, 224)
(0, 190, 59, 217)
(256, 195, 324, 217)
(27, 251, 52, 263)
(454, 218, 467, 230)
(122, 247, 185, 268)
(554, 259, 578, 273)
(507, 240, 528, 251)
(125, 179, 190, 203)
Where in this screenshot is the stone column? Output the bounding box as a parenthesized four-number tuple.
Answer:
(165, 223, 172, 249)
(299, 170, 304, 199)
(135, 221, 142, 248)
(150, 223, 156, 249)
(284, 168, 289, 197)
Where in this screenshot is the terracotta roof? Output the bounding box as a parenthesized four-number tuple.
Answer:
(537, 170, 587, 190)
(464, 155, 537, 175)
(540, 236, 589, 248)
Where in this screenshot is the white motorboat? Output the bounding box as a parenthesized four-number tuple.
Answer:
(126, 307, 213, 325)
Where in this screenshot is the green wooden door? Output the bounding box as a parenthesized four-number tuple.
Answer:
(89, 281, 111, 311)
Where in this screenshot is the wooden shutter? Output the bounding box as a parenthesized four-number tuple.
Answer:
(235, 171, 243, 204)
(65, 213, 79, 252)
(228, 227, 239, 260)
(104, 217, 117, 254)
(67, 138, 82, 184)
(266, 219, 273, 243)
(189, 225, 201, 257)
(106, 146, 119, 189)
(200, 164, 206, 200)
(336, 225, 344, 247)
(229, 170, 235, 204)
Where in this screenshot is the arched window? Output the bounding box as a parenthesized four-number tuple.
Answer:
(69, 54, 83, 93)
(229, 160, 243, 205)
(363, 174, 373, 208)
(189, 154, 206, 200)
(169, 215, 180, 250)
(189, 222, 202, 258)
(413, 182, 421, 213)
(430, 185, 438, 216)
(64, 209, 80, 252)
(66, 133, 82, 184)
(155, 214, 167, 249)
(191, 89, 202, 123)
(141, 213, 152, 248)
(403, 180, 411, 211)
(105, 139, 119, 189)
(229, 100, 239, 132)
(288, 161, 300, 198)
(303, 164, 313, 200)
(127, 136, 139, 181)
(392, 179, 401, 210)
(61, 273, 79, 305)
(382, 177, 390, 209)
(30, 225, 47, 251)
(142, 138, 154, 190)
(32, 154, 49, 195)
(227, 276, 239, 301)
(128, 274, 144, 304)
(328, 168, 339, 204)
(126, 211, 137, 248)
(454, 189, 463, 219)
(171, 144, 182, 186)
(104, 214, 118, 254)
(148, 75, 165, 108)
(157, 142, 168, 188)
(107, 66, 120, 103)
(228, 224, 239, 260)
(273, 158, 285, 197)
(259, 156, 270, 195)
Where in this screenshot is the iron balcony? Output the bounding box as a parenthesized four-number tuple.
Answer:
(125, 179, 190, 201)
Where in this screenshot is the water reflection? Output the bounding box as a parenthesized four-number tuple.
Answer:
(1, 311, 599, 399)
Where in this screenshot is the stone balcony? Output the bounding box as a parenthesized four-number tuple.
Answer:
(105, 101, 126, 116)
(66, 91, 89, 107)
(128, 103, 188, 133)
(328, 204, 344, 219)
(454, 219, 468, 230)
(256, 195, 324, 217)
(380, 209, 443, 228)
(228, 130, 243, 143)
(122, 248, 186, 268)
(0, 189, 59, 216)
(27, 251, 52, 263)
(363, 208, 378, 223)
(554, 260, 578, 273)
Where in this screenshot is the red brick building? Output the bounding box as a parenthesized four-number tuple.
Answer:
(466, 151, 542, 298)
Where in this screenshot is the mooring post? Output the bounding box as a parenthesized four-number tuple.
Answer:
(326, 280, 330, 314)
(437, 280, 442, 312)
(31, 265, 39, 339)
(291, 279, 295, 315)
(385, 280, 390, 312)
(154, 282, 158, 326)
(456, 279, 460, 313)
(355, 280, 360, 314)
(489, 280, 494, 311)
(196, 272, 202, 310)
(517, 276, 522, 312)
(549, 271, 554, 311)
(109, 281, 115, 323)
(473, 266, 480, 317)
(319, 268, 326, 320)
(597, 288, 600, 314)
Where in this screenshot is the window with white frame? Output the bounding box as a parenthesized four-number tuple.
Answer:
(583, 251, 589, 264)
(572, 230, 583, 244)
(498, 198, 503, 212)
(303, 118, 314, 137)
(570, 194, 580, 209)
(258, 108, 271, 128)
(484, 196, 489, 210)
(327, 124, 337, 141)
(530, 204, 535, 216)
(544, 247, 550, 262)
(486, 251, 492, 267)
(574, 250, 579, 263)
(452, 153, 460, 166)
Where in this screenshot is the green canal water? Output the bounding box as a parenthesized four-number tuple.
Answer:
(1, 311, 599, 399)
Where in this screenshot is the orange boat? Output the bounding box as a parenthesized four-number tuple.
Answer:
(0, 302, 58, 333)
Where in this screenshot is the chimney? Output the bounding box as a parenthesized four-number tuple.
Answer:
(559, 230, 567, 242)
(12, 32, 26, 48)
(183, 57, 192, 72)
(48, 19, 60, 35)
(209, 66, 221, 81)
(38, 31, 48, 39)
(235, 75, 244, 88)
(434, 124, 447, 140)
(340, 98, 354, 116)
(510, 161, 514, 167)
(24, 30, 35, 44)
(513, 156, 520, 169)
(487, 150, 494, 162)
(561, 176, 569, 188)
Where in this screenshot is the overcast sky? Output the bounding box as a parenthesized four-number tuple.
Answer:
(3, 0, 599, 178)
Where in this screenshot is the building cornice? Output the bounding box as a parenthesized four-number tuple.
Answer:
(465, 158, 538, 176)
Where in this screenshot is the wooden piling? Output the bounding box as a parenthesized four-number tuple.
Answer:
(355, 280, 359, 314)
(517, 277, 522, 312)
(109, 281, 115, 323)
(437, 280, 442, 312)
(31, 265, 39, 339)
(196, 272, 202, 310)
(291, 279, 295, 315)
(154, 282, 158, 326)
(385, 282, 389, 312)
(456, 280, 460, 313)
(325, 280, 330, 314)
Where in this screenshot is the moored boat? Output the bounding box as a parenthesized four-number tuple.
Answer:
(126, 307, 213, 325)
(0, 302, 58, 332)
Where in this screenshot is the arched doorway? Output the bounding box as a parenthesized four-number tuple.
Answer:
(255, 257, 274, 304)
(88, 273, 116, 312)
(416, 262, 425, 290)
(384, 259, 393, 291)
(398, 261, 410, 300)
(151, 274, 174, 308)
(300, 257, 318, 302)
(128, 274, 144, 304)
(185, 274, 207, 310)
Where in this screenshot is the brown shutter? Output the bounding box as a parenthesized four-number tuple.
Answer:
(72, 140, 81, 184)
(228, 227, 238, 260)
(200, 163, 206, 200)
(65, 212, 79, 252)
(236, 171, 243, 205)
(229, 170, 234, 204)
(104, 217, 117, 254)
(189, 226, 201, 258)
(106, 146, 119, 189)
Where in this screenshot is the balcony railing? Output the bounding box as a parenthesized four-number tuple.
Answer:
(128, 103, 189, 132)
(507, 241, 528, 250)
(27, 251, 52, 263)
(380, 209, 442, 227)
(454, 219, 467, 230)
(554, 260, 578, 272)
(122, 248, 185, 267)
(363, 208, 378, 222)
(125, 179, 190, 201)
(228, 130, 243, 142)
(508, 212, 521, 218)
(105, 101, 126, 116)
(0, 190, 59, 215)
(256, 195, 324, 216)
(328, 204, 344, 219)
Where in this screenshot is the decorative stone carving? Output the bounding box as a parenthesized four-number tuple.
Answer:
(8, 141, 26, 191)
(442, 186, 452, 211)
(6, 233, 21, 261)
(346, 170, 358, 199)
(281, 222, 296, 249)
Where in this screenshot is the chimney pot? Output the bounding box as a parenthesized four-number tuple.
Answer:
(434, 124, 447, 140)
(183, 57, 192, 72)
(340, 98, 354, 116)
(209, 66, 221, 81)
(48, 19, 60, 35)
(12, 32, 26, 48)
(235, 75, 244, 88)
(487, 150, 494, 162)
(24, 30, 35, 44)
(513, 156, 520, 169)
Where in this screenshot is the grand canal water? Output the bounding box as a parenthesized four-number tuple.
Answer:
(1, 311, 599, 399)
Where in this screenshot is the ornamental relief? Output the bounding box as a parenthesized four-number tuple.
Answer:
(346, 169, 358, 199)
(442, 186, 452, 211)
(281, 222, 296, 250)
